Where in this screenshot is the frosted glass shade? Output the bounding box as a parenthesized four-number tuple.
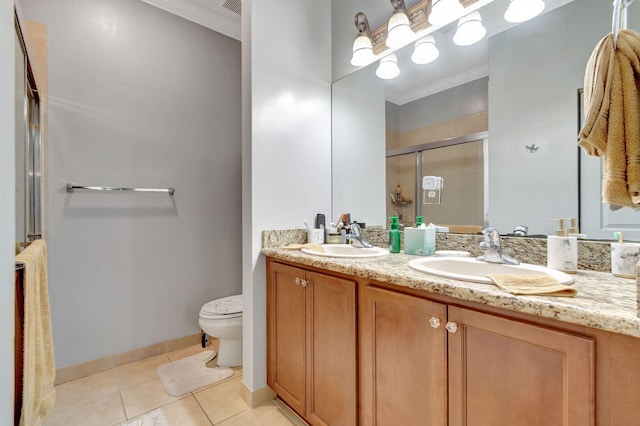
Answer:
(504, 0, 545, 23)
(453, 11, 486, 46)
(428, 0, 464, 26)
(386, 10, 415, 48)
(351, 34, 375, 66)
(376, 54, 400, 79)
(411, 35, 439, 64)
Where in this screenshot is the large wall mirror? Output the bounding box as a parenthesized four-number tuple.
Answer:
(332, 0, 640, 240)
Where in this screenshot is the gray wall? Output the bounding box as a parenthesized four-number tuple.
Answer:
(1, 0, 15, 420)
(488, 0, 613, 235)
(397, 77, 488, 131)
(21, 0, 242, 368)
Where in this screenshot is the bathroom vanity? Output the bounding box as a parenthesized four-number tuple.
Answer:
(264, 247, 640, 426)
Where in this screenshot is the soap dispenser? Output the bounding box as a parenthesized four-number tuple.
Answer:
(389, 216, 401, 253)
(547, 218, 578, 273)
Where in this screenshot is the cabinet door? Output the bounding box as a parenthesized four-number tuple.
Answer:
(267, 262, 307, 416)
(448, 306, 594, 426)
(306, 271, 357, 426)
(360, 285, 447, 426)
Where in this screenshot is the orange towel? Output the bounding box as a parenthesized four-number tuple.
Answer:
(486, 274, 577, 297)
(578, 30, 640, 209)
(16, 240, 56, 426)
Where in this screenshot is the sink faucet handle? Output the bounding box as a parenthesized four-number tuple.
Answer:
(482, 227, 501, 247)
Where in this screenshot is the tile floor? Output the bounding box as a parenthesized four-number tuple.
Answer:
(43, 342, 296, 426)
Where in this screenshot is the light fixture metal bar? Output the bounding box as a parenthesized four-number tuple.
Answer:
(370, 0, 493, 55)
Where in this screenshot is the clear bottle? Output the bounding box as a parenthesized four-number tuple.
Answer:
(389, 216, 401, 253)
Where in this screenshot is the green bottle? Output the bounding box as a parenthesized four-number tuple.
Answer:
(389, 216, 401, 253)
(415, 216, 423, 227)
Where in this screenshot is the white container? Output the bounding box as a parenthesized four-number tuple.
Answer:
(611, 243, 640, 279)
(404, 226, 436, 256)
(308, 228, 325, 244)
(547, 235, 578, 274)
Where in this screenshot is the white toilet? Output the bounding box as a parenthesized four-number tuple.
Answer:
(198, 294, 243, 367)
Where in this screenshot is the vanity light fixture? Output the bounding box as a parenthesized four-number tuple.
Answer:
(376, 53, 400, 79)
(351, 12, 376, 67)
(453, 11, 486, 46)
(428, 0, 464, 26)
(504, 0, 545, 23)
(411, 35, 439, 64)
(386, 0, 416, 48)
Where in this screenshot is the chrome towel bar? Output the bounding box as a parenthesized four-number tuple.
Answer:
(66, 183, 175, 195)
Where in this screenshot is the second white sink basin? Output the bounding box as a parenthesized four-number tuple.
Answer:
(301, 244, 389, 258)
(408, 257, 574, 285)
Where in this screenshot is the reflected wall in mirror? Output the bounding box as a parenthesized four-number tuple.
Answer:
(331, 0, 640, 240)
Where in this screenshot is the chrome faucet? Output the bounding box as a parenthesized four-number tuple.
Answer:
(347, 223, 373, 248)
(477, 227, 520, 265)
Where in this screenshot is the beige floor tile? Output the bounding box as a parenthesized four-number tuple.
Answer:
(215, 401, 294, 426)
(120, 377, 182, 418)
(161, 396, 213, 425)
(53, 369, 119, 408)
(194, 377, 249, 424)
(113, 354, 171, 389)
(42, 389, 125, 426)
(168, 341, 219, 362)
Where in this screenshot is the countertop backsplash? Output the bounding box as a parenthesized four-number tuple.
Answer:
(262, 228, 614, 273)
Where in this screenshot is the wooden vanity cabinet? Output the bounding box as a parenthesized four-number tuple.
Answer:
(359, 285, 448, 426)
(360, 285, 595, 426)
(267, 261, 357, 426)
(447, 306, 594, 426)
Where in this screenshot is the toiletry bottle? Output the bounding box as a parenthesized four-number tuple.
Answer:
(396, 185, 402, 202)
(547, 218, 578, 273)
(389, 216, 401, 253)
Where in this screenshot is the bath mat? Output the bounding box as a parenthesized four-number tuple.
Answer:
(157, 350, 234, 397)
(117, 408, 169, 426)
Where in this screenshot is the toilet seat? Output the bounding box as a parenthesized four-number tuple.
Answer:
(200, 295, 242, 320)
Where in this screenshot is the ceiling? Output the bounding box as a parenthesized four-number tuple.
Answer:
(140, 0, 241, 40)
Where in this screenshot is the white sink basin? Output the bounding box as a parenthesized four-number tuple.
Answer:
(301, 244, 389, 258)
(408, 257, 574, 285)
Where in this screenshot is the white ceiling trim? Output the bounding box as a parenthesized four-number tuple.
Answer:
(139, 0, 241, 41)
(387, 64, 490, 106)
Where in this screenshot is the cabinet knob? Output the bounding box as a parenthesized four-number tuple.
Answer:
(295, 277, 301, 285)
(445, 322, 458, 333)
(429, 317, 441, 328)
(301, 279, 307, 287)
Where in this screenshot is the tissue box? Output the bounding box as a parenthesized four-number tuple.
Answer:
(404, 227, 436, 256)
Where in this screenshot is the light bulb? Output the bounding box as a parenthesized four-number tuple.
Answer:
(428, 0, 464, 27)
(411, 35, 439, 64)
(376, 54, 400, 80)
(386, 9, 415, 48)
(504, 0, 545, 23)
(453, 11, 486, 46)
(351, 34, 375, 66)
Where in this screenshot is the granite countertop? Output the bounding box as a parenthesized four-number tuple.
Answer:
(262, 247, 640, 339)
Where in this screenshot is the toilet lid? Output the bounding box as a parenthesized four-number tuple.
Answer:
(201, 294, 242, 316)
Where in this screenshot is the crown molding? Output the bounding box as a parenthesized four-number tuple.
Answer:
(387, 63, 489, 105)
(140, 0, 241, 41)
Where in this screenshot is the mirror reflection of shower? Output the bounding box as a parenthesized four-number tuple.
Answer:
(15, 16, 43, 251)
(386, 133, 487, 228)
